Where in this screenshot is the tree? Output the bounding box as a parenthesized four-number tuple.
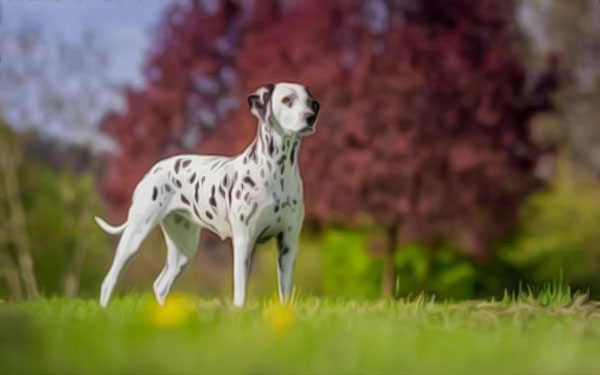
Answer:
(100, 0, 556, 296)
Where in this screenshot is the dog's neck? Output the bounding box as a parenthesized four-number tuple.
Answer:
(242, 120, 301, 177)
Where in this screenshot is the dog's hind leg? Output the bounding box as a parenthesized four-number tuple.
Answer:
(153, 212, 200, 305)
(100, 182, 169, 307)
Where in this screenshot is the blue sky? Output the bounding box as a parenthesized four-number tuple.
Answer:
(1, 0, 174, 87)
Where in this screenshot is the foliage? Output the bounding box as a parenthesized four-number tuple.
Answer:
(17, 160, 109, 297)
(319, 228, 381, 299)
(2, 294, 600, 374)
(499, 165, 600, 294)
(0, 126, 109, 299)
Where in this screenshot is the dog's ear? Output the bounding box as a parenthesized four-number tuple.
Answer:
(247, 83, 275, 122)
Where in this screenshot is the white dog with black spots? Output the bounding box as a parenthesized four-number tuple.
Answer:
(95, 82, 320, 307)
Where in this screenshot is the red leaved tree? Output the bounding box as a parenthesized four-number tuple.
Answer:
(100, 0, 556, 295)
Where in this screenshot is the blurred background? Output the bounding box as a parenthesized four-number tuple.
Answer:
(0, 0, 599, 302)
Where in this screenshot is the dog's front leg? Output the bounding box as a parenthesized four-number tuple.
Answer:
(276, 231, 299, 304)
(232, 233, 253, 307)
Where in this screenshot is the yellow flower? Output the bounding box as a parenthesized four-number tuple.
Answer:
(145, 294, 194, 328)
(265, 302, 296, 335)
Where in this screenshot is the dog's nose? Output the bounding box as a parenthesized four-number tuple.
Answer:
(311, 99, 320, 115)
(307, 114, 317, 127)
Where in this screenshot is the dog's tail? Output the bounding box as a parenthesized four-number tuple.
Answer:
(94, 216, 128, 235)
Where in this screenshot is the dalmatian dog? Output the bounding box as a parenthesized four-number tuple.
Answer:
(95, 82, 320, 307)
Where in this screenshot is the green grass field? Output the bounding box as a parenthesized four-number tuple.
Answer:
(2, 290, 600, 374)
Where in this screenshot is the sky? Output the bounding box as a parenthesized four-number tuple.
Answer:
(0, 0, 174, 87)
(0, 0, 178, 151)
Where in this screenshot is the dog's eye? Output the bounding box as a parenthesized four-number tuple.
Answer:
(281, 96, 293, 107)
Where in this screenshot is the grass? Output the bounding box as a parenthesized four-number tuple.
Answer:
(2, 288, 600, 374)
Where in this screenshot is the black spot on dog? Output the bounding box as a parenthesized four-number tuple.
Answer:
(244, 192, 250, 203)
(277, 232, 284, 246)
(201, 176, 206, 184)
(277, 155, 286, 165)
(278, 244, 290, 271)
(152, 187, 158, 201)
(219, 186, 226, 199)
(274, 205, 280, 213)
(268, 138, 274, 156)
(260, 168, 265, 178)
(205, 211, 213, 220)
(223, 175, 228, 187)
(180, 194, 190, 205)
(247, 93, 260, 108)
(246, 203, 258, 224)
(174, 179, 182, 188)
(211, 185, 216, 197)
(235, 190, 241, 199)
(290, 141, 299, 165)
(240, 214, 245, 221)
(267, 160, 272, 171)
(248, 142, 257, 163)
(280, 178, 284, 191)
(243, 176, 255, 188)
(193, 205, 201, 220)
(195, 182, 200, 202)
(153, 167, 163, 174)
(228, 172, 238, 204)
(164, 184, 172, 193)
(188, 173, 197, 184)
(243, 157, 247, 164)
(174, 159, 182, 174)
(182, 159, 191, 169)
(209, 196, 217, 207)
(280, 165, 285, 174)
(287, 226, 292, 232)
(277, 217, 282, 223)
(256, 225, 271, 244)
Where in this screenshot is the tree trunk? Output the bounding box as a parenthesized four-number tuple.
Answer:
(0, 253, 24, 300)
(0, 230, 24, 300)
(0, 140, 39, 299)
(64, 195, 92, 297)
(381, 222, 399, 298)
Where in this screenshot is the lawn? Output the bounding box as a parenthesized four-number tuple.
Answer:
(1, 291, 600, 374)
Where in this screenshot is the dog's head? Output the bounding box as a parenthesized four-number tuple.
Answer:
(247, 82, 320, 137)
